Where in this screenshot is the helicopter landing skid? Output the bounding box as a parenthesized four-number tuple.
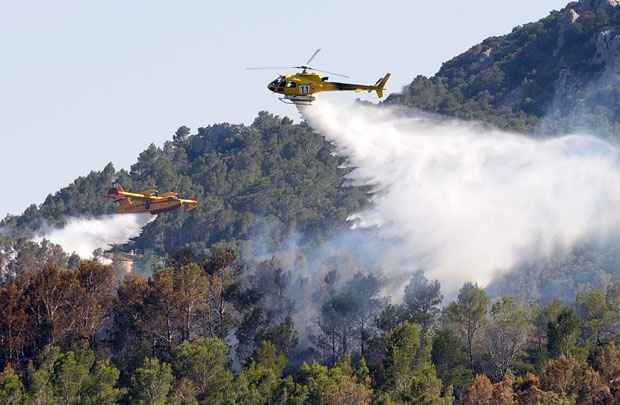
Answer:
(279, 95, 315, 105)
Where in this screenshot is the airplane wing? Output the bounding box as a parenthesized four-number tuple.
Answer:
(107, 187, 149, 202)
(139, 188, 159, 198)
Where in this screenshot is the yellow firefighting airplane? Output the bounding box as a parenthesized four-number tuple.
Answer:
(106, 185, 198, 215)
(247, 49, 391, 105)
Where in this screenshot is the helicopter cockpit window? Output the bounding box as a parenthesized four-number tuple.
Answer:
(272, 77, 286, 87)
(286, 81, 296, 88)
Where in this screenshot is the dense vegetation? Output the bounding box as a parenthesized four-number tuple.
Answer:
(386, 1, 620, 138)
(487, 236, 620, 304)
(0, 113, 368, 254)
(3, 242, 620, 404)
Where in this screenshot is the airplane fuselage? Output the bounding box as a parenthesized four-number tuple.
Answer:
(106, 187, 198, 215)
(115, 199, 191, 215)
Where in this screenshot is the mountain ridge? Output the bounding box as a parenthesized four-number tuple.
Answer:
(4, 0, 620, 302)
(386, 0, 620, 138)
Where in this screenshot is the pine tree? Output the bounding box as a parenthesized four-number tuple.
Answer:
(0, 364, 23, 405)
(129, 357, 174, 405)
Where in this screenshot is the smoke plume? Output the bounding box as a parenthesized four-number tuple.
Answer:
(33, 214, 154, 259)
(303, 101, 620, 290)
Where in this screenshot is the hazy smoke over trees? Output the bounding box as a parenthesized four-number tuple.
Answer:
(303, 101, 620, 290)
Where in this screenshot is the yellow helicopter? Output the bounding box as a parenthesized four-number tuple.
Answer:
(247, 49, 391, 105)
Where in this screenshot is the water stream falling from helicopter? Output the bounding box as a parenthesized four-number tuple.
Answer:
(301, 100, 620, 290)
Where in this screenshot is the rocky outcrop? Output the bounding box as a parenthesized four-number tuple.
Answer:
(567, 8, 580, 24)
(583, 0, 620, 9)
(387, 0, 620, 137)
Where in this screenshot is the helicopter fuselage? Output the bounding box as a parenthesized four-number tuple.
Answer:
(249, 48, 390, 105)
(267, 72, 378, 99)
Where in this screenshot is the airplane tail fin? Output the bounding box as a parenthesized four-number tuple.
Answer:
(374, 73, 391, 98)
(106, 184, 125, 199)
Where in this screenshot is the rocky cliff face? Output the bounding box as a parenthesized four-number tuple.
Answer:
(544, 0, 620, 135)
(387, 0, 620, 138)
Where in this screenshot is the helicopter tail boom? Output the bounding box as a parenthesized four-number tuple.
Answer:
(330, 72, 391, 98)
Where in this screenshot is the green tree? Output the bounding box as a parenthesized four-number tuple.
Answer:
(547, 308, 579, 358)
(173, 337, 234, 404)
(376, 304, 406, 332)
(296, 360, 372, 405)
(355, 357, 371, 386)
(26, 344, 121, 405)
(383, 321, 450, 404)
(482, 296, 532, 379)
(130, 357, 174, 405)
(52, 346, 95, 405)
(431, 328, 472, 400)
(81, 359, 123, 405)
(576, 288, 614, 344)
(529, 300, 564, 366)
(402, 271, 443, 335)
(253, 341, 286, 376)
(173, 126, 191, 144)
(236, 340, 288, 404)
(255, 316, 299, 359)
(446, 282, 489, 369)
(26, 346, 60, 405)
(0, 364, 23, 405)
(402, 271, 443, 367)
(316, 272, 383, 361)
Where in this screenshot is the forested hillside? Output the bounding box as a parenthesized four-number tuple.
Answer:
(3, 1, 620, 305)
(1, 112, 368, 254)
(2, 245, 620, 404)
(384, 0, 620, 305)
(487, 236, 620, 304)
(1, 0, 618, 307)
(386, 0, 620, 137)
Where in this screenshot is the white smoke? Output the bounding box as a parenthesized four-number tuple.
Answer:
(303, 101, 620, 291)
(33, 214, 155, 259)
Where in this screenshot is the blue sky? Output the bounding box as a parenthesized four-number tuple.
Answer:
(0, 0, 570, 217)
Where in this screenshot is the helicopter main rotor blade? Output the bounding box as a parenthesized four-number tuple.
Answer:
(305, 48, 321, 65)
(307, 68, 350, 79)
(245, 66, 296, 70)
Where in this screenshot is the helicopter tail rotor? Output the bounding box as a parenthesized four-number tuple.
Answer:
(374, 73, 391, 98)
